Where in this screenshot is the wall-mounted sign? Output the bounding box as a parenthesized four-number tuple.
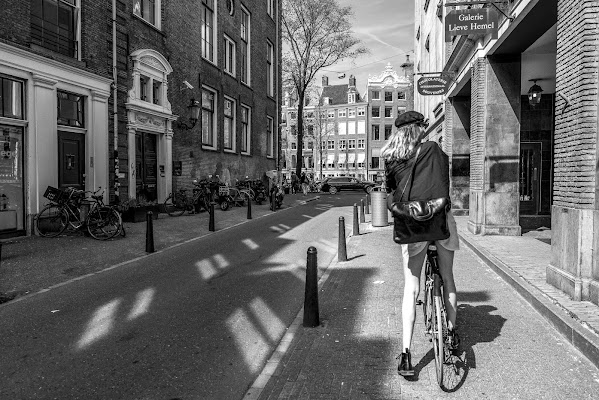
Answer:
(445, 8, 498, 42)
(417, 74, 453, 96)
(173, 161, 182, 176)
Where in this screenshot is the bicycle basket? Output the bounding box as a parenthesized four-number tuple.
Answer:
(218, 186, 229, 196)
(43, 186, 64, 202)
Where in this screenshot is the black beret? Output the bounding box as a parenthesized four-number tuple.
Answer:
(394, 111, 425, 129)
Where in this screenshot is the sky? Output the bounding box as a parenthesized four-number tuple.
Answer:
(315, 0, 415, 94)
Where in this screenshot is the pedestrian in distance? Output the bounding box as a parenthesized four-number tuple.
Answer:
(291, 172, 298, 194)
(382, 111, 460, 377)
(300, 172, 309, 196)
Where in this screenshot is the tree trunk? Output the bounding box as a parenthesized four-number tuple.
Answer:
(295, 94, 305, 177)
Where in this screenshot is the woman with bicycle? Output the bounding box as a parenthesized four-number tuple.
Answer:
(382, 111, 460, 377)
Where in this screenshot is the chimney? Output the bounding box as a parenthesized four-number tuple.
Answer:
(349, 75, 356, 87)
(322, 76, 329, 87)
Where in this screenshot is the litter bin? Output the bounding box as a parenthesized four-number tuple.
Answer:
(370, 186, 388, 227)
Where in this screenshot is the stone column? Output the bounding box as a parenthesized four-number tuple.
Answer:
(90, 89, 110, 202)
(468, 55, 521, 235)
(164, 128, 173, 203)
(548, 0, 599, 304)
(127, 124, 137, 200)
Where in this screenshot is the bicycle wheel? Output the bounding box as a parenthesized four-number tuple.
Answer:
(432, 292, 445, 386)
(164, 193, 186, 216)
(36, 204, 68, 237)
(422, 278, 434, 335)
(87, 206, 122, 240)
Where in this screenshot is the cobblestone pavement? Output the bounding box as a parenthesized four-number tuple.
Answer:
(250, 225, 599, 399)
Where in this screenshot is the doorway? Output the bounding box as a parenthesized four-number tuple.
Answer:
(135, 132, 157, 201)
(519, 142, 542, 215)
(58, 131, 85, 190)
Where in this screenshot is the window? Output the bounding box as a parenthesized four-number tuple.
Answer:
(384, 125, 392, 140)
(152, 81, 162, 105)
(338, 109, 346, 118)
(358, 139, 365, 149)
(224, 35, 236, 76)
(357, 107, 365, 116)
(372, 125, 380, 140)
(339, 140, 346, 150)
(133, 0, 161, 28)
(308, 141, 314, 149)
(348, 108, 356, 118)
(0, 77, 24, 119)
(201, 0, 216, 63)
(424, 0, 431, 11)
(398, 91, 406, 100)
(425, 34, 430, 52)
(266, 116, 274, 157)
(31, 0, 80, 58)
(289, 111, 297, 120)
(397, 106, 406, 114)
(348, 93, 355, 103)
(348, 139, 356, 149)
(57, 90, 84, 127)
(201, 87, 216, 148)
(291, 142, 297, 150)
(241, 105, 251, 154)
(240, 6, 251, 85)
(327, 140, 335, 150)
(328, 109, 335, 118)
(266, 41, 274, 97)
(371, 157, 380, 169)
(385, 107, 392, 118)
(290, 125, 297, 136)
(267, 0, 274, 18)
(372, 107, 380, 118)
(223, 97, 235, 151)
(416, 26, 420, 41)
(371, 91, 380, 100)
(385, 91, 393, 102)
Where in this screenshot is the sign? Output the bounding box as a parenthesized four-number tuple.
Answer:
(445, 8, 498, 42)
(417, 75, 452, 96)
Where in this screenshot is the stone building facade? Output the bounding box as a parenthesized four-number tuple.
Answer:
(415, 0, 599, 306)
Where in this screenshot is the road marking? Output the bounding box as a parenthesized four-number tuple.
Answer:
(127, 288, 155, 321)
(77, 299, 121, 349)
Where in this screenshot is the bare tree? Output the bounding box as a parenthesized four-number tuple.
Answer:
(282, 0, 367, 177)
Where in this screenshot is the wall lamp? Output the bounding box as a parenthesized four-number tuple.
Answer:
(528, 79, 544, 107)
(176, 98, 201, 130)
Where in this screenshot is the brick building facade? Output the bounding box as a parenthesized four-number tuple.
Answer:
(414, 0, 599, 306)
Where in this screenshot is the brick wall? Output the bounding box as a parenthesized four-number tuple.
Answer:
(469, 57, 485, 192)
(554, 0, 599, 208)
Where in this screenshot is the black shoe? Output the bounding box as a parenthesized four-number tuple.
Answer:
(448, 329, 460, 352)
(397, 348, 414, 376)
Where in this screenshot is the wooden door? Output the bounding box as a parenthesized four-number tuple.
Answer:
(58, 131, 85, 190)
(135, 132, 157, 201)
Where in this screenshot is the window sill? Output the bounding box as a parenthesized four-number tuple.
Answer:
(132, 14, 163, 34)
(240, 151, 251, 157)
(202, 145, 217, 151)
(224, 149, 236, 154)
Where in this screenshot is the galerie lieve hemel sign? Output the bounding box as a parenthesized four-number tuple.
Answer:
(445, 8, 498, 42)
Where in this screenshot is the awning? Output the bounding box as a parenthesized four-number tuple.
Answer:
(326, 154, 335, 163)
(371, 148, 381, 157)
(337, 153, 346, 163)
(348, 153, 356, 163)
(357, 153, 365, 163)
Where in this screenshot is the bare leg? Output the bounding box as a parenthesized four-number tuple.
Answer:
(401, 245, 427, 351)
(436, 244, 457, 330)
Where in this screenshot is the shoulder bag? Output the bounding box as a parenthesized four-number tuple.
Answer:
(388, 146, 451, 244)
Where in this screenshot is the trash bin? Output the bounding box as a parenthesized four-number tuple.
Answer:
(370, 186, 388, 227)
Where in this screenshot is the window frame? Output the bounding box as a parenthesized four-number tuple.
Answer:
(30, 0, 82, 59)
(201, 0, 217, 64)
(133, 0, 161, 29)
(201, 86, 217, 149)
(266, 115, 274, 158)
(357, 107, 365, 117)
(371, 107, 380, 118)
(0, 76, 25, 120)
(223, 35, 236, 77)
(240, 104, 251, 155)
(240, 5, 251, 86)
(338, 109, 347, 118)
(57, 89, 85, 128)
(384, 106, 392, 118)
(372, 125, 380, 141)
(348, 108, 356, 118)
(223, 96, 236, 152)
(384, 91, 393, 102)
(371, 90, 380, 100)
(266, 40, 274, 97)
(267, 0, 275, 19)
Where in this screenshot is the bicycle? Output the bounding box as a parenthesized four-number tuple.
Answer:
(164, 179, 212, 216)
(420, 244, 463, 389)
(36, 186, 123, 240)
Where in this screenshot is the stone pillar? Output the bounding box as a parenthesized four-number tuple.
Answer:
(127, 125, 136, 200)
(164, 129, 173, 203)
(548, 0, 599, 304)
(447, 96, 471, 216)
(468, 55, 521, 235)
(90, 90, 110, 202)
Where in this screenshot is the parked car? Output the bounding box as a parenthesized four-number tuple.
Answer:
(320, 177, 376, 194)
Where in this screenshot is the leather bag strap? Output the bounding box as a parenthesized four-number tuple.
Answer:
(398, 146, 421, 202)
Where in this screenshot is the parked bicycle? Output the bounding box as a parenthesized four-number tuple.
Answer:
(419, 244, 464, 388)
(36, 186, 123, 240)
(164, 179, 212, 216)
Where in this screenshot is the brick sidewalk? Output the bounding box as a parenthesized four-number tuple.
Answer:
(245, 213, 599, 399)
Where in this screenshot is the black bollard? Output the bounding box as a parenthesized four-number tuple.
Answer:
(360, 199, 365, 223)
(353, 203, 360, 236)
(271, 190, 276, 212)
(303, 246, 320, 327)
(247, 193, 252, 219)
(209, 202, 215, 231)
(145, 211, 155, 253)
(338, 216, 347, 262)
(365, 194, 370, 214)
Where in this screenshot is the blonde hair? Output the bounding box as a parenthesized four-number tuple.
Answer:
(381, 123, 424, 161)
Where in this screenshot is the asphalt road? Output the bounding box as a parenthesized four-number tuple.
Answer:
(0, 192, 366, 399)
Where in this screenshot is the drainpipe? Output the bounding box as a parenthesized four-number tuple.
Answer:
(276, 1, 280, 172)
(112, 0, 119, 203)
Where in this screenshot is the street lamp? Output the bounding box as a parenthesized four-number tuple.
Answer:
(176, 98, 201, 130)
(528, 79, 544, 107)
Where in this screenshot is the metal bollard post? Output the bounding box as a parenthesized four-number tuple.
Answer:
(365, 194, 370, 214)
(145, 211, 155, 253)
(247, 193, 252, 219)
(209, 202, 215, 231)
(303, 246, 320, 327)
(360, 199, 365, 223)
(338, 216, 347, 262)
(353, 203, 360, 236)
(271, 190, 276, 212)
